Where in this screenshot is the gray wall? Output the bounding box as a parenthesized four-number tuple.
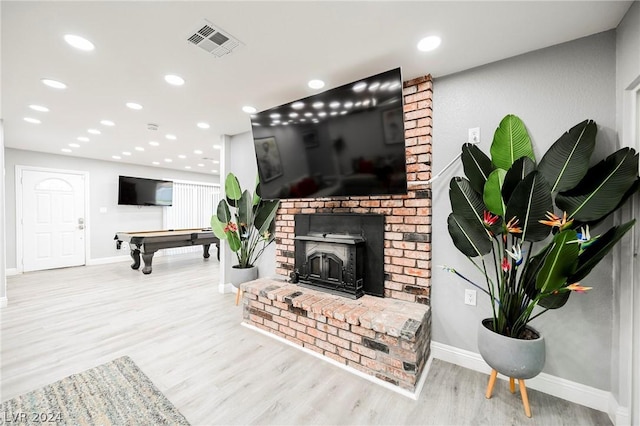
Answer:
(4, 148, 219, 269)
(0, 123, 5, 301)
(431, 31, 616, 390)
(613, 0, 640, 415)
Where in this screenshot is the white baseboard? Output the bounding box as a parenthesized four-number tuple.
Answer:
(242, 322, 429, 400)
(608, 393, 629, 426)
(86, 255, 131, 266)
(219, 282, 236, 294)
(5, 268, 19, 276)
(431, 341, 611, 414)
(0, 297, 7, 308)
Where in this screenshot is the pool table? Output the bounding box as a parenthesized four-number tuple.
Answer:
(114, 228, 220, 274)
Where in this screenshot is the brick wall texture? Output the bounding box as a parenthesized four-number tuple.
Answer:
(274, 75, 433, 304)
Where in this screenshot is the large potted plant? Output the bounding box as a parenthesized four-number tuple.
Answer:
(211, 173, 280, 287)
(443, 114, 638, 383)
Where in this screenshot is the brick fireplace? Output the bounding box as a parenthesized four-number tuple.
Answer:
(242, 75, 433, 394)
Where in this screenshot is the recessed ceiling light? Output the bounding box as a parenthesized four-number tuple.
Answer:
(242, 106, 257, 113)
(304, 112, 313, 117)
(61, 148, 72, 153)
(122, 151, 132, 156)
(289, 112, 298, 118)
(213, 145, 221, 150)
(213, 160, 220, 164)
(164, 158, 173, 163)
(308, 79, 325, 89)
(312, 102, 324, 109)
(185, 166, 191, 169)
(417, 35, 442, 52)
(77, 136, 90, 142)
(135, 146, 145, 152)
(64, 34, 95, 51)
(164, 74, 185, 86)
(197, 122, 210, 129)
(344, 101, 354, 108)
(29, 105, 49, 112)
(88, 128, 101, 135)
(353, 82, 367, 92)
(194, 149, 203, 155)
(149, 141, 160, 146)
(126, 102, 143, 110)
(41, 79, 67, 89)
(100, 120, 115, 126)
(318, 112, 327, 117)
(197, 163, 205, 167)
(330, 111, 338, 116)
(152, 161, 160, 165)
(369, 82, 380, 91)
(252, 122, 261, 127)
(166, 134, 176, 140)
(291, 102, 305, 110)
(69, 143, 80, 148)
(113, 155, 122, 160)
(24, 117, 41, 124)
(340, 111, 348, 115)
(178, 154, 186, 159)
(300, 118, 306, 122)
(270, 113, 281, 119)
(329, 101, 341, 109)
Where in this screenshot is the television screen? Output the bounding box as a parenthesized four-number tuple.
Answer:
(118, 176, 173, 206)
(250, 68, 407, 199)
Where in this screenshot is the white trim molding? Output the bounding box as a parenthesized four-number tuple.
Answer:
(5, 268, 19, 276)
(86, 255, 131, 266)
(431, 341, 611, 415)
(0, 297, 7, 308)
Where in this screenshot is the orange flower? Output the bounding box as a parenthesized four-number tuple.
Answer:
(483, 211, 499, 227)
(505, 217, 522, 234)
(223, 222, 238, 233)
(539, 211, 573, 230)
(567, 283, 592, 293)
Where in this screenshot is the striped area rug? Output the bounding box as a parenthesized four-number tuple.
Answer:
(1, 356, 189, 425)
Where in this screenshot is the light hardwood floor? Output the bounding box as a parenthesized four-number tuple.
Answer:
(1, 254, 611, 425)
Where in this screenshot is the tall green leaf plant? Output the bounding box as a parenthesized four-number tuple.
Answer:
(211, 173, 280, 268)
(444, 114, 639, 338)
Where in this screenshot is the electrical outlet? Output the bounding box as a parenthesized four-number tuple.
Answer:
(468, 127, 480, 144)
(464, 289, 477, 306)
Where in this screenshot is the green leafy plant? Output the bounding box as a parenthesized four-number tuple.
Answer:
(444, 114, 639, 338)
(211, 173, 280, 268)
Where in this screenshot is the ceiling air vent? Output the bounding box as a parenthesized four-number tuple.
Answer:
(187, 20, 242, 58)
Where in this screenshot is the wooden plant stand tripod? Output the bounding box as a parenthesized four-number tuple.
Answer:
(485, 369, 532, 418)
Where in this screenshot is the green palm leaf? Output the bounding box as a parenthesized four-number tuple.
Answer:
(449, 177, 487, 231)
(447, 213, 493, 258)
(505, 172, 553, 242)
(556, 148, 639, 222)
(237, 190, 253, 229)
(502, 156, 536, 205)
(483, 169, 507, 216)
(490, 114, 535, 170)
(225, 173, 242, 207)
(255, 200, 280, 235)
(536, 230, 579, 293)
(521, 244, 571, 308)
(568, 219, 636, 283)
(538, 119, 596, 193)
(210, 215, 227, 240)
(226, 230, 242, 252)
(461, 143, 494, 194)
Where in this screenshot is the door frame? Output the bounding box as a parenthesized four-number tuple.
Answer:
(15, 166, 91, 274)
(631, 83, 640, 426)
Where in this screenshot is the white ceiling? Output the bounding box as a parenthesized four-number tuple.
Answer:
(1, 1, 632, 176)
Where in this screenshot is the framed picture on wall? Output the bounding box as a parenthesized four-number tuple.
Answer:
(382, 108, 405, 145)
(254, 136, 284, 182)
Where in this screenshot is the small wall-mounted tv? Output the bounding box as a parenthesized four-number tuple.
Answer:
(118, 175, 173, 206)
(250, 67, 407, 199)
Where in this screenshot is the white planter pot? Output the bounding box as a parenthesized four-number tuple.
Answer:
(477, 318, 545, 379)
(229, 265, 258, 287)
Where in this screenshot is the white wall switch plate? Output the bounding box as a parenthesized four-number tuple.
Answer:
(465, 289, 477, 306)
(468, 127, 480, 144)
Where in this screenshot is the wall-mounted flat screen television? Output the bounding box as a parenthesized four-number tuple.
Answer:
(250, 67, 407, 199)
(118, 175, 173, 206)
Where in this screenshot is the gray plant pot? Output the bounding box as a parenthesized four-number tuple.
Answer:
(477, 318, 545, 379)
(229, 265, 258, 287)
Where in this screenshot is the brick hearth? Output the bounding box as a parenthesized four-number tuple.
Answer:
(242, 278, 431, 392)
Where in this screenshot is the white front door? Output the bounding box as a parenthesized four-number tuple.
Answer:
(21, 170, 86, 271)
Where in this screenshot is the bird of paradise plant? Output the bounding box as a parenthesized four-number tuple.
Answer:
(444, 114, 639, 339)
(211, 173, 280, 268)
